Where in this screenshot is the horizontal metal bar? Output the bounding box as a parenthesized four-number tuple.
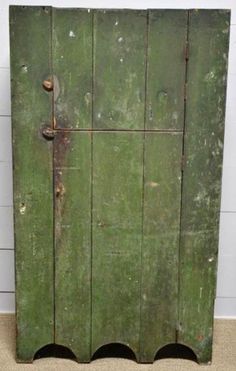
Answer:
(54, 128, 183, 134)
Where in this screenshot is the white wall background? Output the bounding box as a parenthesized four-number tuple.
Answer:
(0, 0, 236, 317)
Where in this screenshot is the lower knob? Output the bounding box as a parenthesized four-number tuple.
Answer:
(42, 127, 55, 140)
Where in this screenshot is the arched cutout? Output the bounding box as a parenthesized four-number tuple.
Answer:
(34, 343, 77, 361)
(155, 343, 198, 363)
(92, 343, 137, 361)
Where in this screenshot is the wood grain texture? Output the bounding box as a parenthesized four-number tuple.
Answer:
(10, 6, 54, 361)
(146, 10, 187, 130)
(140, 132, 182, 362)
(178, 10, 230, 364)
(91, 132, 143, 358)
(54, 132, 91, 361)
(52, 8, 92, 129)
(93, 10, 146, 129)
(10, 7, 230, 364)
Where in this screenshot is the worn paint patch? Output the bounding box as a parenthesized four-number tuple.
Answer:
(69, 30, 75, 37)
(19, 203, 26, 215)
(146, 181, 159, 188)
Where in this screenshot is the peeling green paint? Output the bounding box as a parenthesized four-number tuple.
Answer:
(10, 6, 229, 364)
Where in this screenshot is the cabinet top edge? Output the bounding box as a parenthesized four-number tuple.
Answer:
(8, 6, 231, 13)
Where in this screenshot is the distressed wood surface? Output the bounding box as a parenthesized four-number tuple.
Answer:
(140, 132, 182, 362)
(52, 9, 92, 129)
(178, 10, 230, 364)
(146, 10, 187, 130)
(93, 10, 146, 129)
(54, 132, 91, 361)
(10, 6, 54, 361)
(92, 132, 143, 358)
(11, 6, 230, 364)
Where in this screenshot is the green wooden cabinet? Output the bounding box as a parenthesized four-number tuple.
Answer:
(10, 6, 230, 364)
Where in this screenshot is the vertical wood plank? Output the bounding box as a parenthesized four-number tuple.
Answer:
(10, 6, 54, 361)
(52, 9, 93, 360)
(93, 10, 146, 129)
(52, 8, 92, 129)
(140, 133, 182, 362)
(178, 10, 230, 364)
(146, 10, 187, 130)
(92, 133, 143, 358)
(54, 132, 91, 361)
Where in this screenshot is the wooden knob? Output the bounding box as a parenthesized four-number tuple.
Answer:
(42, 127, 55, 140)
(42, 79, 53, 91)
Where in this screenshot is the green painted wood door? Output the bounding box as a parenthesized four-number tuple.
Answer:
(10, 6, 230, 364)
